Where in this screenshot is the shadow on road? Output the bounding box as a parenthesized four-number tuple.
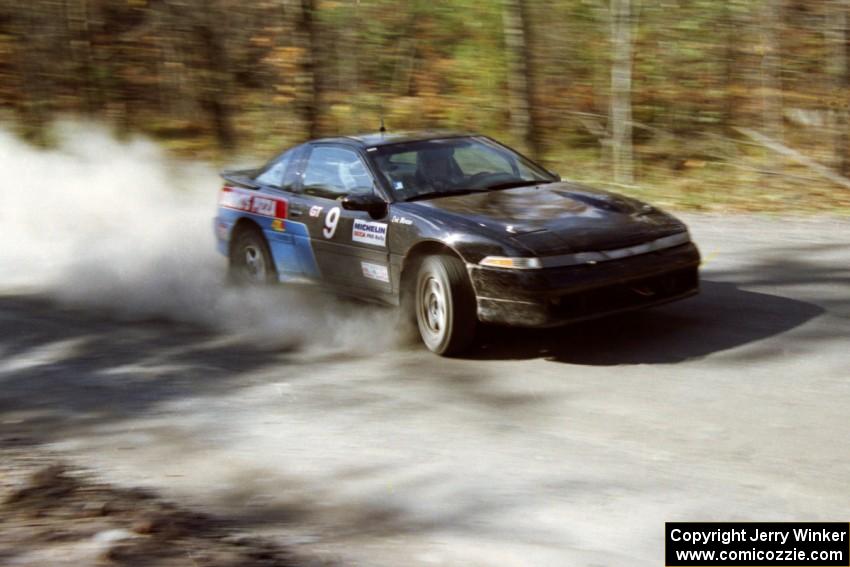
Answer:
(0, 295, 291, 444)
(0, 294, 544, 551)
(467, 280, 825, 365)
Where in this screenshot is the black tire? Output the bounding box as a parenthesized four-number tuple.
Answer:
(228, 227, 278, 285)
(415, 254, 477, 355)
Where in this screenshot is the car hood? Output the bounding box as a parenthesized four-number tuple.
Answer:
(416, 181, 688, 255)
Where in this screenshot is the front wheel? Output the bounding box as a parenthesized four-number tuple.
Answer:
(229, 228, 277, 285)
(415, 255, 477, 356)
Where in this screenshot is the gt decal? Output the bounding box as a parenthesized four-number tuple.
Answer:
(220, 186, 287, 219)
(323, 207, 341, 239)
(309, 205, 323, 218)
(352, 219, 387, 247)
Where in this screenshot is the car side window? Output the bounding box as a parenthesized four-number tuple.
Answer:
(255, 148, 298, 190)
(302, 146, 375, 199)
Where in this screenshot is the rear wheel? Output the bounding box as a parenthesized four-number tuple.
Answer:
(229, 228, 277, 285)
(415, 255, 477, 355)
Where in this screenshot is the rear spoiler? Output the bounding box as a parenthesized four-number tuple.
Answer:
(220, 168, 261, 189)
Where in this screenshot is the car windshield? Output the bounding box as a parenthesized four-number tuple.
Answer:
(370, 136, 556, 201)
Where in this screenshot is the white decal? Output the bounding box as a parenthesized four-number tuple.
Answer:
(251, 197, 276, 216)
(220, 190, 252, 211)
(323, 206, 341, 239)
(361, 262, 390, 283)
(391, 215, 413, 225)
(220, 188, 287, 219)
(352, 219, 388, 247)
(309, 205, 323, 218)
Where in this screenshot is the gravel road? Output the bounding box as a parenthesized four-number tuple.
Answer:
(2, 215, 849, 566)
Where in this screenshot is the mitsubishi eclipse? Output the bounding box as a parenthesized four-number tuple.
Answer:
(214, 132, 700, 355)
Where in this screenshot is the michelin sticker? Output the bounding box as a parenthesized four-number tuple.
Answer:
(352, 219, 388, 247)
(361, 262, 390, 283)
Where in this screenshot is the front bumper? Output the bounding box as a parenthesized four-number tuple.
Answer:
(468, 242, 701, 327)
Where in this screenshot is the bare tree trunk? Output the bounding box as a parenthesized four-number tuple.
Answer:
(64, 0, 98, 115)
(196, 1, 236, 150)
(154, 2, 190, 119)
(296, 0, 323, 139)
(15, 4, 53, 144)
(759, 0, 784, 142)
(339, 1, 359, 131)
(723, 0, 739, 136)
(503, 0, 539, 158)
(610, 0, 635, 184)
(834, 0, 850, 177)
(391, 35, 417, 98)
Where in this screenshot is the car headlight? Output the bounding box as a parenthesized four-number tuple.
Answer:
(479, 256, 542, 269)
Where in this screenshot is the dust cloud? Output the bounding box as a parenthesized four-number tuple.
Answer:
(0, 123, 400, 354)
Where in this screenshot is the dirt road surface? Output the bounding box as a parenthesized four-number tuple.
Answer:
(2, 215, 849, 566)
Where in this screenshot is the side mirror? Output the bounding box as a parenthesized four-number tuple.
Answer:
(341, 193, 388, 219)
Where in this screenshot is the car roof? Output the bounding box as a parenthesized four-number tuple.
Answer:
(315, 131, 477, 149)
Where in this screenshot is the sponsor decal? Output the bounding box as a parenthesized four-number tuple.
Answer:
(323, 207, 341, 239)
(219, 187, 252, 211)
(251, 196, 277, 216)
(361, 262, 390, 283)
(219, 187, 287, 219)
(391, 215, 413, 225)
(309, 205, 323, 218)
(271, 219, 285, 232)
(352, 219, 388, 247)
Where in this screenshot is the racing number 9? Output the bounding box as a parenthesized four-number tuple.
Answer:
(322, 206, 341, 239)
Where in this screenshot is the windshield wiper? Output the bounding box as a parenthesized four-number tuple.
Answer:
(482, 179, 552, 191)
(403, 179, 552, 202)
(404, 188, 489, 202)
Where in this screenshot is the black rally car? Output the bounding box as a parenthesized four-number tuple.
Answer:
(214, 132, 700, 355)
